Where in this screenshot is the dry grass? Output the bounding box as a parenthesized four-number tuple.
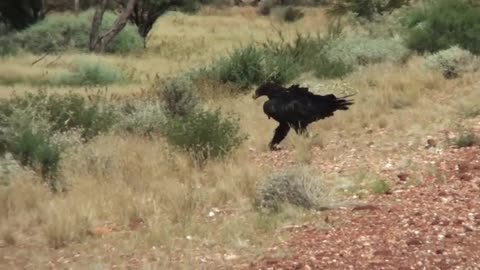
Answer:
(1, 5, 480, 269)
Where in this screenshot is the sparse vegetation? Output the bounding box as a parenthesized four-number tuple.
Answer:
(1, 3, 480, 269)
(50, 59, 130, 87)
(254, 166, 331, 213)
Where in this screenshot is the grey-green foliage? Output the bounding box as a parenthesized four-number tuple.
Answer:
(0, 90, 118, 190)
(113, 100, 167, 136)
(254, 166, 329, 213)
(325, 35, 410, 67)
(50, 59, 130, 86)
(155, 76, 199, 117)
(424, 46, 479, 74)
(401, 0, 480, 54)
(13, 9, 142, 54)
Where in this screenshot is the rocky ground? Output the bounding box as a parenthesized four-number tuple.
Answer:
(247, 118, 480, 270)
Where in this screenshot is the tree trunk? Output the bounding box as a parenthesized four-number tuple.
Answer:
(74, 0, 80, 13)
(89, 0, 108, 52)
(89, 0, 138, 53)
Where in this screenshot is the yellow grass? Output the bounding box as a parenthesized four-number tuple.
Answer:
(1, 5, 480, 269)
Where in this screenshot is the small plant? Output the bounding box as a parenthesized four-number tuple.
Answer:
(402, 0, 480, 54)
(370, 179, 391, 194)
(424, 46, 478, 75)
(313, 52, 354, 79)
(8, 128, 61, 191)
(155, 76, 199, 117)
(113, 100, 167, 136)
(162, 109, 247, 164)
(452, 131, 480, 148)
(254, 166, 330, 213)
(50, 59, 129, 87)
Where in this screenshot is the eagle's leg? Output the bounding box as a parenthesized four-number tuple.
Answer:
(298, 123, 311, 138)
(269, 122, 290, 151)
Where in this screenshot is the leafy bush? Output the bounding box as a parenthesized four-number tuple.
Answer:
(50, 59, 129, 87)
(13, 9, 142, 54)
(113, 100, 167, 136)
(1, 90, 117, 141)
(402, 0, 480, 54)
(214, 45, 266, 89)
(254, 166, 329, 213)
(0, 90, 118, 190)
(424, 46, 478, 74)
(325, 35, 410, 67)
(162, 109, 247, 164)
(313, 52, 354, 79)
(0, 35, 18, 56)
(155, 76, 199, 117)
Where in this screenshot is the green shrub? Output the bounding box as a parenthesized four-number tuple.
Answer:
(424, 45, 478, 74)
(113, 100, 167, 136)
(254, 166, 329, 213)
(1, 90, 117, 140)
(325, 35, 410, 67)
(313, 52, 354, 79)
(50, 59, 129, 87)
(155, 76, 199, 117)
(14, 9, 142, 54)
(214, 45, 266, 89)
(0, 35, 18, 56)
(402, 0, 480, 54)
(452, 130, 480, 148)
(162, 109, 246, 164)
(2, 128, 61, 191)
(370, 179, 391, 194)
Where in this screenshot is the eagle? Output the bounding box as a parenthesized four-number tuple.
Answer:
(252, 82, 354, 150)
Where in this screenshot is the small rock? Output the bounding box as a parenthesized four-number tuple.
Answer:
(397, 172, 409, 182)
(406, 238, 422, 246)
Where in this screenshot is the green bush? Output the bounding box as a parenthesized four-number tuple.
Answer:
(452, 130, 480, 148)
(0, 90, 118, 190)
(402, 0, 480, 54)
(155, 76, 199, 117)
(50, 59, 129, 87)
(1, 90, 117, 140)
(162, 109, 247, 164)
(214, 45, 266, 89)
(113, 100, 167, 136)
(313, 52, 354, 79)
(424, 45, 478, 74)
(14, 9, 142, 54)
(325, 35, 410, 67)
(0, 35, 18, 56)
(254, 166, 329, 213)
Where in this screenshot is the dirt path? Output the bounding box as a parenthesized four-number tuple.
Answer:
(247, 146, 480, 270)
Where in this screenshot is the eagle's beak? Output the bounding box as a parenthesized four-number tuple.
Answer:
(252, 93, 259, 100)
